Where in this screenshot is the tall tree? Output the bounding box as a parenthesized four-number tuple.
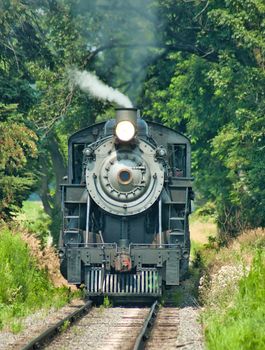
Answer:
(140, 0, 265, 238)
(0, 0, 42, 218)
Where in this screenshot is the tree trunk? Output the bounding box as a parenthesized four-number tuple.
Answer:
(47, 133, 67, 209)
(37, 153, 53, 216)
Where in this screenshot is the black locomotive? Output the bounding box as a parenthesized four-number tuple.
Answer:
(59, 108, 193, 298)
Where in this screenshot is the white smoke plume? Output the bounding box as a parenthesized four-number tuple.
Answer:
(69, 69, 133, 108)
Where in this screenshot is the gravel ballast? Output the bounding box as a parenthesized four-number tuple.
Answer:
(0, 299, 86, 350)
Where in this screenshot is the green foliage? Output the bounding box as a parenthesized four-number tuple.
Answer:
(0, 121, 38, 219)
(102, 296, 112, 308)
(0, 0, 264, 240)
(190, 240, 204, 263)
(140, 0, 265, 238)
(204, 250, 265, 350)
(10, 321, 23, 334)
(0, 226, 71, 331)
(0, 1, 41, 219)
(60, 320, 70, 332)
(16, 201, 52, 247)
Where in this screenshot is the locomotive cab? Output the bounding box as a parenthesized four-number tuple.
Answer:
(59, 108, 193, 298)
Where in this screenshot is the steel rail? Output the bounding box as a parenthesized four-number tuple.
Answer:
(133, 300, 159, 350)
(21, 299, 93, 350)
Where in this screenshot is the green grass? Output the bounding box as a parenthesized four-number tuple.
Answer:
(60, 320, 70, 332)
(201, 232, 265, 350)
(190, 239, 204, 261)
(17, 201, 44, 222)
(100, 296, 112, 309)
(0, 226, 72, 331)
(16, 201, 51, 246)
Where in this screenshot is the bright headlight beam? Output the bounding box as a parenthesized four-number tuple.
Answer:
(115, 121, 135, 142)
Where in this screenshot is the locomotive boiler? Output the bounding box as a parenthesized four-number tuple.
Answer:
(59, 108, 193, 298)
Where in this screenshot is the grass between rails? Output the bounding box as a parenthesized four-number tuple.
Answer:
(0, 224, 77, 333)
(198, 229, 265, 350)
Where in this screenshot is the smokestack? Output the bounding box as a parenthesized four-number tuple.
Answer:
(114, 108, 139, 142)
(115, 108, 138, 127)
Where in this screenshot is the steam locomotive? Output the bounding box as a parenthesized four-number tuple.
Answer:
(59, 108, 193, 299)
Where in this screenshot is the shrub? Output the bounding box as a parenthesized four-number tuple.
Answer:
(202, 248, 265, 350)
(0, 227, 70, 330)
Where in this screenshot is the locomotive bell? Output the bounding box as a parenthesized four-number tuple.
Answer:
(115, 108, 138, 142)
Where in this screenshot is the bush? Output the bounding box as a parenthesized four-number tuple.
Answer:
(17, 201, 52, 247)
(0, 227, 70, 330)
(202, 245, 265, 350)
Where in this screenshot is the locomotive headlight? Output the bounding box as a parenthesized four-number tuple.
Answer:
(115, 121, 135, 142)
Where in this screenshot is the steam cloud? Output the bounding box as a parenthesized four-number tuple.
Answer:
(69, 69, 133, 108)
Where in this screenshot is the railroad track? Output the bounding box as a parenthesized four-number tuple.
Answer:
(20, 300, 185, 350)
(21, 300, 93, 350)
(133, 300, 159, 350)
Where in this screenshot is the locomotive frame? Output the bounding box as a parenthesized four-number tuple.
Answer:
(59, 108, 193, 299)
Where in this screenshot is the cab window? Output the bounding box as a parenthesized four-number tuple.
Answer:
(72, 143, 85, 183)
(168, 144, 186, 177)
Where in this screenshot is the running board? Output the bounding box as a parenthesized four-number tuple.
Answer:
(85, 267, 161, 296)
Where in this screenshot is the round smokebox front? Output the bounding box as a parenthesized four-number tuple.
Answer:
(85, 139, 164, 216)
(99, 150, 151, 201)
